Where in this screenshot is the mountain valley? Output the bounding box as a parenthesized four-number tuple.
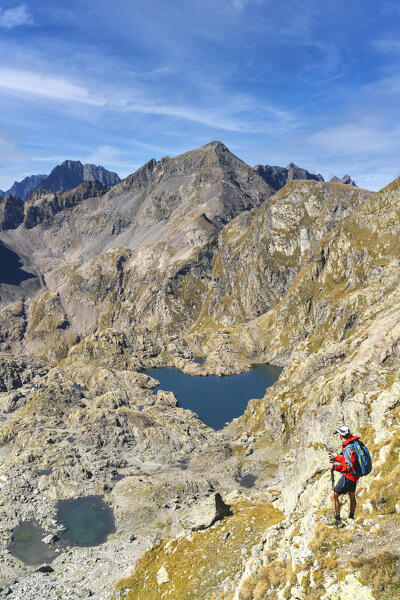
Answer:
(0, 142, 399, 600)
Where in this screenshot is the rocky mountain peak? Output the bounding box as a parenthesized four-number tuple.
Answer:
(200, 140, 229, 152)
(0, 161, 120, 201)
(330, 174, 357, 186)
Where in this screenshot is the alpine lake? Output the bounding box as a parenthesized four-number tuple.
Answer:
(144, 363, 282, 430)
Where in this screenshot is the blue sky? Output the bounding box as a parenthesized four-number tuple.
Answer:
(1, 0, 400, 191)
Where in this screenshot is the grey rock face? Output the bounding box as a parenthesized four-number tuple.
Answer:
(254, 162, 324, 191)
(43, 160, 120, 193)
(330, 174, 357, 186)
(189, 180, 371, 331)
(0, 195, 24, 230)
(23, 180, 108, 229)
(83, 163, 121, 187)
(286, 162, 324, 183)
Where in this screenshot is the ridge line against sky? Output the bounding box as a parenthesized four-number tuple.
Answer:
(1, 0, 400, 191)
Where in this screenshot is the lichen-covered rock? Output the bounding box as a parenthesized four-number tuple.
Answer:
(321, 574, 375, 600)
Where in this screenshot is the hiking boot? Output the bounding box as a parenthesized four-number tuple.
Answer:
(326, 518, 345, 528)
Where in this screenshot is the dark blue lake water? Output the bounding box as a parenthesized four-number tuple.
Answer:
(144, 364, 282, 430)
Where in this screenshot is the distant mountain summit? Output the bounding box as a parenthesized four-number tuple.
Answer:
(43, 160, 121, 193)
(0, 174, 47, 202)
(253, 162, 324, 191)
(330, 174, 357, 187)
(0, 160, 121, 201)
(253, 162, 358, 190)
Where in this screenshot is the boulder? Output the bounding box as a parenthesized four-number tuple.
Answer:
(156, 565, 169, 585)
(181, 492, 231, 531)
(35, 564, 54, 573)
(41, 534, 57, 544)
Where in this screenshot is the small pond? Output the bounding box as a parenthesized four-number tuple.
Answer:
(38, 469, 52, 476)
(144, 364, 282, 430)
(57, 495, 115, 547)
(238, 474, 257, 488)
(8, 521, 57, 565)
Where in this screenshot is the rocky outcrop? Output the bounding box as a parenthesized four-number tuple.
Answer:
(0, 195, 24, 230)
(23, 180, 108, 229)
(187, 180, 371, 334)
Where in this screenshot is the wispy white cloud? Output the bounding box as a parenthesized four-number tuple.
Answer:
(309, 121, 400, 154)
(231, 0, 261, 9)
(373, 38, 400, 54)
(0, 68, 99, 104)
(362, 74, 400, 97)
(0, 67, 295, 135)
(0, 4, 33, 29)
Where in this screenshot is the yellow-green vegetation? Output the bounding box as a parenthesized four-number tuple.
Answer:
(28, 291, 68, 339)
(25, 290, 80, 362)
(352, 552, 400, 600)
(239, 558, 296, 600)
(366, 416, 400, 514)
(115, 501, 282, 600)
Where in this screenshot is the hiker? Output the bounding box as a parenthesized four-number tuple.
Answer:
(327, 425, 360, 528)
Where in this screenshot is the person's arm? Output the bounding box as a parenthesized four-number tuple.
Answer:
(330, 452, 344, 472)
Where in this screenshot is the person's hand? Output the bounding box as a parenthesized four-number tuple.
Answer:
(330, 463, 335, 470)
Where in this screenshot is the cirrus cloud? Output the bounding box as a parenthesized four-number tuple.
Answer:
(0, 4, 33, 29)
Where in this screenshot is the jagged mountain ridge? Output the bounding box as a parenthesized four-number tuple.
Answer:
(0, 142, 370, 361)
(0, 160, 120, 201)
(0, 141, 276, 357)
(253, 161, 357, 190)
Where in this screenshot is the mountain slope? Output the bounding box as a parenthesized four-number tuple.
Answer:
(112, 171, 400, 600)
(0, 141, 275, 358)
(189, 180, 371, 332)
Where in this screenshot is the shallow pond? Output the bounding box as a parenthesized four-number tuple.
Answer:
(144, 364, 282, 430)
(238, 474, 257, 488)
(8, 521, 57, 565)
(57, 495, 115, 547)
